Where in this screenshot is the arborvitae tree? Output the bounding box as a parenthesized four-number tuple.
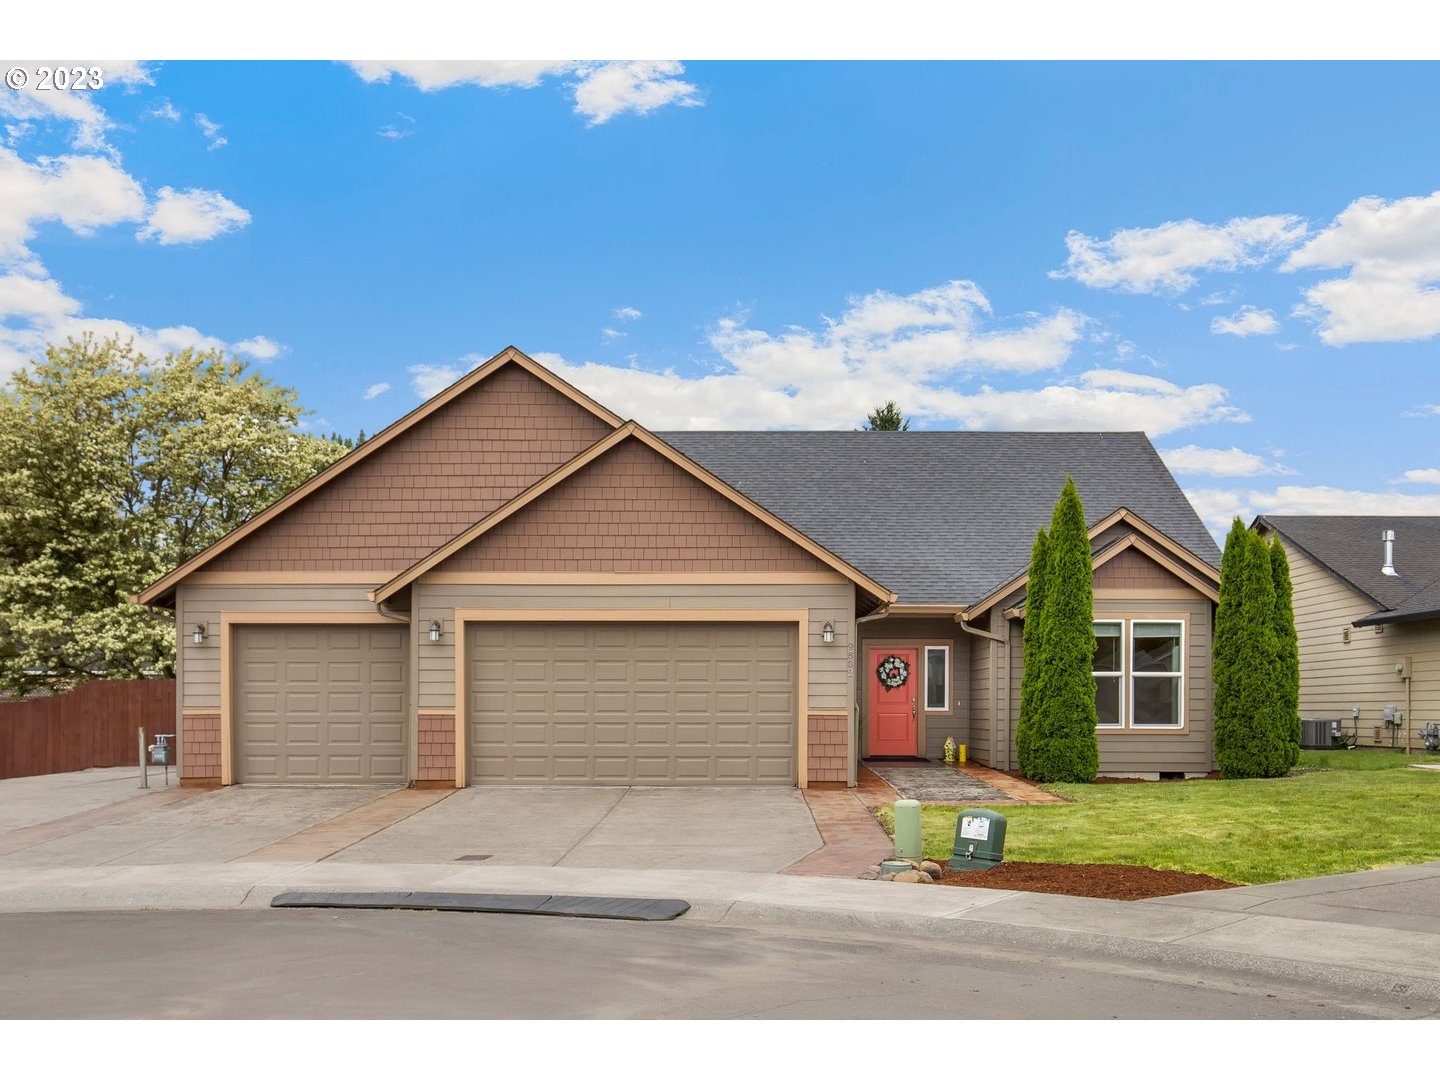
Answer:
(1018, 477, 1099, 782)
(1269, 536, 1302, 771)
(1214, 526, 1292, 777)
(1015, 527, 1050, 776)
(1211, 518, 1248, 773)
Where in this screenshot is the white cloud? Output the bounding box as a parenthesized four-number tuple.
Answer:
(409, 356, 486, 399)
(1210, 305, 1281, 337)
(377, 125, 411, 140)
(363, 382, 391, 400)
(614, 306, 643, 321)
(1404, 403, 1440, 418)
(349, 60, 568, 91)
(1285, 190, 1440, 345)
(349, 61, 702, 125)
(138, 187, 251, 245)
(194, 113, 227, 151)
(233, 335, 282, 361)
(1400, 468, 1440, 484)
(1053, 215, 1307, 294)
(601, 327, 624, 340)
(146, 98, 181, 122)
(570, 61, 701, 125)
(1186, 484, 1440, 539)
(1160, 445, 1294, 478)
(0, 147, 147, 260)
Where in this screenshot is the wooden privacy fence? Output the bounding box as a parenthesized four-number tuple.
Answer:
(0, 678, 176, 781)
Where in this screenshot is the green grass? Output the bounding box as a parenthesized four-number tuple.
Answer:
(875, 752, 1440, 884)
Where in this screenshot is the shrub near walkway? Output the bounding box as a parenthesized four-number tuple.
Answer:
(877, 752, 1440, 885)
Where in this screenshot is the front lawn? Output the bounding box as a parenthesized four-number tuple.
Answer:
(874, 750, 1440, 884)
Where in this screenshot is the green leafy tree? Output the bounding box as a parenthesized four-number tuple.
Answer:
(1017, 477, 1099, 782)
(1213, 524, 1294, 777)
(0, 335, 347, 696)
(862, 401, 910, 431)
(1015, 527, 1050, 774)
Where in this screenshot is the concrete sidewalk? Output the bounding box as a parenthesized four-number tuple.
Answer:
(2, 857, 1437, 1008)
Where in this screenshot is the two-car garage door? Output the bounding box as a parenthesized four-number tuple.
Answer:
(467, 622, 798, 785)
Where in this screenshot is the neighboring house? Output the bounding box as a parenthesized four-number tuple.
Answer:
(1255, 515, 1440, 751)
(137, 347, 1221, 789)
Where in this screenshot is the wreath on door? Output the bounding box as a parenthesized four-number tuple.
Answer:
(876, 654, 910, 690)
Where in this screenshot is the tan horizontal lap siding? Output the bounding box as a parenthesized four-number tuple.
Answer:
(436, 438, 830, 574)
(414, 583, 854, 717)
(1274, 538, 1437, 749)
(177, 584, 388, 711)
(967, 614, 994, 766)
(1000, 559, 1215, 774)
(205, 365, 612, 573)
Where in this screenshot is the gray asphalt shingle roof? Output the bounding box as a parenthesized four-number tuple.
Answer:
(660, 430, 1220, 605)
(1258, 515, 1440, 624)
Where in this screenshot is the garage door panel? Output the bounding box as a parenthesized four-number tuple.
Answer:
(469, 622, 796, 786)
(234, 624, 410, 784)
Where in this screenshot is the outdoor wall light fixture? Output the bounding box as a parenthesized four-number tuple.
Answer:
(822, 621, 835, 644)
(192, 624, 206, 645)
(429, 620, 442, 644)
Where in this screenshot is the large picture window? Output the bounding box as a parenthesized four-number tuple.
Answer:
(1090, 618, 1186, 730)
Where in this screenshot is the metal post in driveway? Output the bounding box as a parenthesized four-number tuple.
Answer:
(138, 727, 148, 789)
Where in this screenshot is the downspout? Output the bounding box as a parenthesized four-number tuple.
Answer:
(851, 604, 892, 785)
(958, 612, 1009, 769)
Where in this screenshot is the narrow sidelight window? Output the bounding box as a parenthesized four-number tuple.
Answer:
(924, 645, 949, 711)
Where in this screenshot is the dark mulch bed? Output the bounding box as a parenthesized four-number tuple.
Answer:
(935, 861, 1238, 901)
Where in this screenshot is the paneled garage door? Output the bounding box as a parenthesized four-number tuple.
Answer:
(234, 623, 409, 783)
(467, 622, 797, 786)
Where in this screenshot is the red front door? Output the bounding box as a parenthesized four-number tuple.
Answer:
(867, 647, 918, 756)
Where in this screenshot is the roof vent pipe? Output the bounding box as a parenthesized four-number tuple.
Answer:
(1382, 529, 1399, 577)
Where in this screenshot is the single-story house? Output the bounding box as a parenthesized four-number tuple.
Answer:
(1255, 515, 1440, 751)
(137, 347, 1222, 788)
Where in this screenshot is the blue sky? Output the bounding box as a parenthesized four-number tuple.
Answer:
(5, 59, 1440, 536)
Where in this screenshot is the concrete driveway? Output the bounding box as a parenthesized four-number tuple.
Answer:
(0, 769, 822, 873)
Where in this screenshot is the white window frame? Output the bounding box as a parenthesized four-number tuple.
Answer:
(1129, 619, 1186, 729)
(1092, 620, 1126, 729)
(923, 644, 950, 712)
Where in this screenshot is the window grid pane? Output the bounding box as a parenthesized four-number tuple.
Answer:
(1132, 674, 1182, 726)
(1092, 622, 1123, 675)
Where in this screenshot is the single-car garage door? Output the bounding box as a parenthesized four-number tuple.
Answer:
(234, 624, 408, 783)
(468, 622, 797, 785)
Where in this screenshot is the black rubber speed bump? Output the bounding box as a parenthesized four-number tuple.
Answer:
(270, 890, 690, 922)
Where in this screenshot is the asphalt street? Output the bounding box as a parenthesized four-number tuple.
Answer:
(0, 909, 1417, 1019)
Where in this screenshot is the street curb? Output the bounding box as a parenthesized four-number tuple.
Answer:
(719, 900, 1440, 1009)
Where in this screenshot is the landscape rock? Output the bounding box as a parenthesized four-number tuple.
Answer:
(858, 870, 880, 880)
(893, 870, 926, 883)
(920, 861, 945, 878)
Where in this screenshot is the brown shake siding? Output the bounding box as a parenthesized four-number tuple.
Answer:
(807, 713, 847, 783)
(438, 438, 829, 573)
(1094, 547, 1186, 589)
(417, 713, 456, 783)
(181, 712, 221, 780)
(206, 365, 613, 572)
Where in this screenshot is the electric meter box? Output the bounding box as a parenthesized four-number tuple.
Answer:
(949, 808, 1007, 871)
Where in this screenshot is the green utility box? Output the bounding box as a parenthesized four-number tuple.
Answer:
(949, 808, 1007, 872)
